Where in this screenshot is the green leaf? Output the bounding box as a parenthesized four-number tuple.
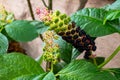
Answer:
(109, 68, 120, 80)
(58, 60, 117, 80)
(0, 52, 44, 80)
(30, 21, 49, 34)
(13, 74, 38, 80)
(55, 37, 73, 63)
(105, 0, 120, 10)
(0, 33, 8, 54)
(53, 62, 67, 74)
(5, 20, 38, 42)
(33, 72, 56, 80)
(105, 10, 120, 21)
(71, 8, 118, 37)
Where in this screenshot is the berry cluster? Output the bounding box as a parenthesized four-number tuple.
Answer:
(42, 31, 60, 64)
(58, 22, 96, 59)
(36, 9, 97, 59)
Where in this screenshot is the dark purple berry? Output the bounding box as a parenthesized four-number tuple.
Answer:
(81, 30, 86, 35)
(71, 29, 75, 34)
(66, 31, 71, 35)
(72, 22, 76, 28)
(82, 37, 87, 42)
(58, 32, 65, 36)
(73, 35, 78, 39)
(84, 51, 91, 59)
(92, 46, 97, 51)
(76, 27, 80, 33)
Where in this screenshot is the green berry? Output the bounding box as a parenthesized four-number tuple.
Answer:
(44, 21, 50, 26)
(60, 14, 67, 20)
(49, 24, 57, 30)
(60, 26, 67, 31)
(58, 21, 63, 27)
(67, 17, 71, 22)
(64, 19, 70, 25)
(55, 10, 60, 16)
(54, 27, 60, 33)
(53, 17, 59, 23)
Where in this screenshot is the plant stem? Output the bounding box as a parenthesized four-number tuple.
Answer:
(41, 0, 52, 10)
(77, 0, 88, 10)
(27, 0, 35, 20)
(51, 62, 53, 72)
(41, 0, 49, 8)
(48, 0, 52, 10)
(98, 45, 120, 69)
(0, 26, 4, 32)
(93, 58, 97, 66)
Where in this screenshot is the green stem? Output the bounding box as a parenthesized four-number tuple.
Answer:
(93, 58, 97, 66)
(0, 26, 4, 32)
(51, 62, 53, 72)
(27, 0, 35, 20)
(98, 45, 120, 68)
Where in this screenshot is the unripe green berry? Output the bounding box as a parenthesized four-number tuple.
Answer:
(58, 21, 63, 27)
(44, 21, 50, 26)
(64, 19, 69, 25)
(60, 26, 67, 31)
(53, 17, 59, 23)
(67, 17, 71, 22)
(55, 10, 60, 16)
(54, 27, 60, 33)
(60, 14, 67, 20)
(49, 24, 57, 30)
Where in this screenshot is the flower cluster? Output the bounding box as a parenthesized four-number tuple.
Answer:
(42, 31, 60, 64)
(36, 7, 52, 21)
(37, 8, 97, 59)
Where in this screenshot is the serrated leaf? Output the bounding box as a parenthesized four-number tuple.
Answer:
(55, 37, 73, 63)
(30, 21, 49, 34)
(5, 20, 38, 42)
(71, 8, 118, 37)
(0, 33, 8, 54)
(58, 60, 117, 80)
(0, 52, 44, 80)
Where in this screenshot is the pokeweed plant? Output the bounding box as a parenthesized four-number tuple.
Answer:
(0, 0, 120, 80)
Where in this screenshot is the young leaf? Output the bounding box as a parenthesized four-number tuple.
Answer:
(5, 20, 38, 42)
(30, 21, 49, 34)
(58, 60, 117, 80)
(71, 8, 118, 37)
(0, 53, 44, 80)
(0, 33, 8, 54)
